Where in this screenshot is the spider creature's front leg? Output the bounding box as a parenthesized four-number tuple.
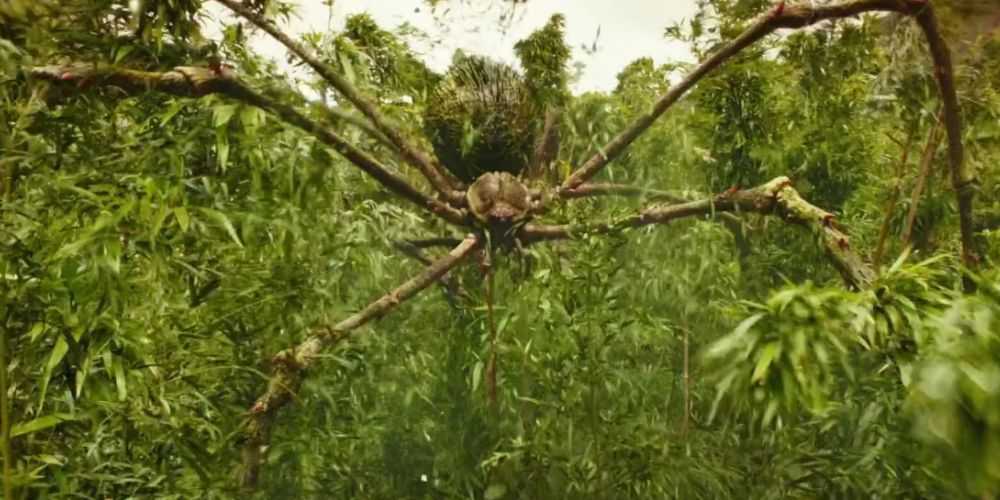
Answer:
(239, 235, 480, 489)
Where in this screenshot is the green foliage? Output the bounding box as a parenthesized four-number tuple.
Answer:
(513, 14, 571, 109)
(706, 284, 864, 426)
(907, 273, 1000, 497)
(707, 258, 1000, 497)
(335, 14, 442, 97)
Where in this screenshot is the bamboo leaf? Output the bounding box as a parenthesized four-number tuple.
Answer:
(38, 337, 69, 409)
(11, 413, 77, 438)
(174, 206, 191, 232)
(197, 208, 243, 248)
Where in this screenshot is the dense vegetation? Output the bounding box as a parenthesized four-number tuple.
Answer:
(1, 0, 999, 498)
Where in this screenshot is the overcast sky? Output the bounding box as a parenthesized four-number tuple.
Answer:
(231, 0, 699, 93)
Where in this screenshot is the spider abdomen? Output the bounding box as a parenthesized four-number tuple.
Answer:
(424, 56, 540, 183)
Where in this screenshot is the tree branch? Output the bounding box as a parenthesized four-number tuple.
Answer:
(524, 177, 874, 290)
(214, 0, 467, 204)
(29, 63, 470, 226)
(901, 111, 944, 247)
(239, 234, 480, 489)
(912, 3, 980, 290)
(873, 125, 916, 270)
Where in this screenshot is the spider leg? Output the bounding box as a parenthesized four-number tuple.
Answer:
(523, 177, 873, 290)
(545, 1, 975, 278)
(558, 182, 752, 256)
(30, 65, 471, 228)
(557, 1, 919, 191)
(397, 237, 466, 249)
(217, 0, 467, 206)
(238, 234, 479, 489)
(559, 182, 683, 202)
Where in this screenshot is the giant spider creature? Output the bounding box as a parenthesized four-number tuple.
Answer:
(32, 0, 978, 489)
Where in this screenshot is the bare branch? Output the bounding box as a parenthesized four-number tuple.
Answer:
(524, 177, 874, 290)
(239, 234, 481, 489)
(214, 0, 467, 204)
(30, 64, 469, 226)
(559, 0, 935, 191)
(873, 126, 916, 270)
(901, 111, 944, 247)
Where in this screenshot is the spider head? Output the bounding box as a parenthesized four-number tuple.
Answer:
(466, 171, 531, 231)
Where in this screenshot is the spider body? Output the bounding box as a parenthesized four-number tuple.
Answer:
(465, 171, 532, 252)
(466, 171, 531, 225)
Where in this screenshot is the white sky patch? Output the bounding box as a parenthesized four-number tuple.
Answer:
(210, 0, 698, 94)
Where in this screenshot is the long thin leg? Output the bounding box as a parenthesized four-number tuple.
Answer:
(554, 182, 748, 241)
(559, 1, 932, 190)
(239, 234, 480, 489)
(216, 0, 466, 205)
(527, 107, 561, 182)
(558, 182, 691, 203)
(30, 64, 469, 226)
(551, 0, 976, 278)
(523, 177, 873, 290)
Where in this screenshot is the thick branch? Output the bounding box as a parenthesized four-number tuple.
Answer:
(524, 177, 874, 290)
(912, 4, 980, 288)
(559, 0, 930, 191)
(239, 234, 480, 489)
(30, 64, 469, 226)
(215, 0, 466, 204)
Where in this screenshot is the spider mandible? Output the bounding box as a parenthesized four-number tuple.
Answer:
(32, 0, 975, 489)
